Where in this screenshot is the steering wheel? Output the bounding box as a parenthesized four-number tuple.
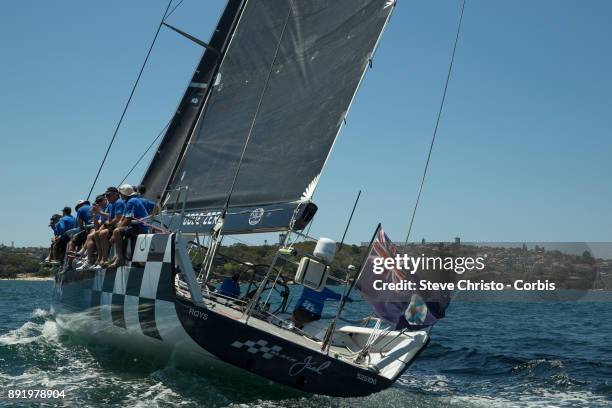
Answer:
(242, 264, 291, 315)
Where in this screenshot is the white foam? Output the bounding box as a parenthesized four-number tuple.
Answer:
(397, 372, 451, 393)
(31, 308, 51, 319)
(0, 310, 59, 347)
(449, 389, 611, 408)
(0, 322, 43, 345)
(126, 381, 188, 407)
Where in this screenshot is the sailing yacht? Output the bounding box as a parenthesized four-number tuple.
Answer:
(52, 0, 446, 396)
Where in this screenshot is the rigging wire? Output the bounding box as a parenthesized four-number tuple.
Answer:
(86, 0, 174, 200)
(165, 0, 185, 19)
(338, 190, 361, 252)
(119, 120, 171, 185)
(403, 0, 466, 247)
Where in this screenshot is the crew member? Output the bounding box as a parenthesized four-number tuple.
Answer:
(136, 185, 157, 215)
(68, 200, 92, 258)
(291, 286, 346, 328)
(96, 187, 125, 267)
(108, 184, 148, 268)
(77, 195, 108, 270)
(216, 273, 241, 299)
(46, 214, 61, 263)
(53, 207, 76, 261)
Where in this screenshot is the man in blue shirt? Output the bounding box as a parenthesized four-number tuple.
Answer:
(108, 184, 149, 268)
(216, 273, 241, 299)
(291, 286, 348, 328)
(137, 185, 157, 215)
(97, 187, 126, 267)
(68, 200, 92, 258)
(75, 200, 92, 226)
(78, 195, 109, 270)
(52, 207, 76, 261)
(46, 214, 61, 263)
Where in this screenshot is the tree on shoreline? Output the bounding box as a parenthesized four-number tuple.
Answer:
(0, 252, 46, 278)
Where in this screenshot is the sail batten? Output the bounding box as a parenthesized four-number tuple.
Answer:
(160, 0, 394, 216)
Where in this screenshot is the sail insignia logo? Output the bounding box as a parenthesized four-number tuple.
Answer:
(183, 211, 222, 226)
(249, 208, 265, 225)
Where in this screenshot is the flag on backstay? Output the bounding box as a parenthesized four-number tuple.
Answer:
(355, 224, 450, 330)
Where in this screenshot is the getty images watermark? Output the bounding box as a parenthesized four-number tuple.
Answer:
(371, 254, 556, 292)
(363, 240, 612, 301)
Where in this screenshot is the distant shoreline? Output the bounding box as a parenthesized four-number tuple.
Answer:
(0, 276, 53, 281)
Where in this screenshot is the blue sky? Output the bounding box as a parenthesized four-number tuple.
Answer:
(1, 0, 611, 247)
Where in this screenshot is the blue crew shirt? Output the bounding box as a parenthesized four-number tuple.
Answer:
(140, 197, 156, 214)
(55, 215, 76, 236)
(217, 277, 240, 298)
(107, 199, 126, 221)
(76, 204, 92, 226)
(295, 287, 342, 316)
(95, 211, 107, 223)
(104, 202, 113, 221)
(125, 196, 149, 231)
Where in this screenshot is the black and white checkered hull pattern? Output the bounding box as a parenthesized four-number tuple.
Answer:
(231, 339, 283, 360)
(53, 233, 211, 361)
(89, 234, 175, 340)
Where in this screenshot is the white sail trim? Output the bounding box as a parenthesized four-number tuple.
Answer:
(301, 173, 320, 201)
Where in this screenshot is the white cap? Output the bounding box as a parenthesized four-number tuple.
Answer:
(118, 184, 136, 197)
(75, 199, 90, 210)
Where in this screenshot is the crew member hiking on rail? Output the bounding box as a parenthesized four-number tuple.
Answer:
(46, 214, 61, 263)
(53, 207, 76, 262)
(66, 199, 92, 265)
(96, 187, 126, 267)
(108, 184, 149, 268)
(77, 194, 108, 271)
(136, 184, 157, 215)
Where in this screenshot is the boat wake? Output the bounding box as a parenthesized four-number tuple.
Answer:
(0, 308, 301, 406)
(0, 304, 610, 407)
(393, 338, 612, 408)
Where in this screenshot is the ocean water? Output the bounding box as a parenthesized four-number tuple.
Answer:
(0, 281, 610, 407)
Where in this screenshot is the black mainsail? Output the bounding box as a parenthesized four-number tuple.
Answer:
(148, 0, 395, 233)
(140, 0, 246, 201)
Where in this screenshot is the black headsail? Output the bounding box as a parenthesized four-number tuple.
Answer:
(140, 0, 246, 202)
(154, 0, 396, 234)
